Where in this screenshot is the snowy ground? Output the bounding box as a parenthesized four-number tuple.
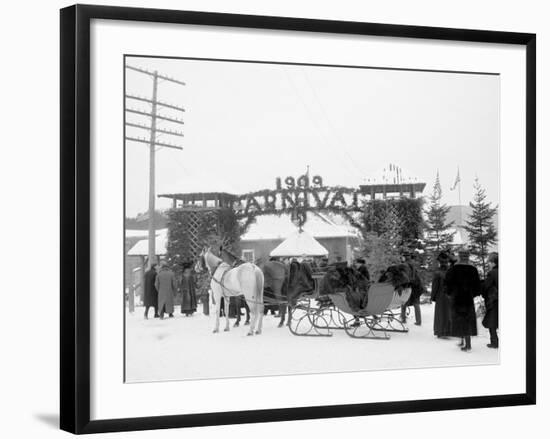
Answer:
(125, 303, 498, 383)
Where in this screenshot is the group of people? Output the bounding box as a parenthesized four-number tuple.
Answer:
(140, 250, 499, 353)
(430, 249, 499, 352)
(342, 249, 499, 353)
(143, 261, 199, 320)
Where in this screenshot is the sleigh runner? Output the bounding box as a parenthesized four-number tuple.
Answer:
(325, 283, 411, 340)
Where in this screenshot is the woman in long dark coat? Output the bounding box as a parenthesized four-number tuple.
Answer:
(482, 252, 499, 348)
(143, 264, 158, 319)
(431, 252, 452, 338)
(444, 250, 482, 352)
(180, 264, 197, 316)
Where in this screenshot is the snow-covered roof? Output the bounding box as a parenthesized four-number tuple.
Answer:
(423, 227, 467, 247)
(449, 227, 468, 246)
(270, 230, 328, 257)
(127, 229, 168, 256)
(241, 212, 356, 241)
(125, 229, 150, 238)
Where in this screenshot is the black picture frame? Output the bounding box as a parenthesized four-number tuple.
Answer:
(60, 4, 536, 434)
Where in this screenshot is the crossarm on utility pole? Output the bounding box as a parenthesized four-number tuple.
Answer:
(126, 122, 185, 138)
(126, 94, 185, 113)
(126, 108, 185, 125)
(126, 65, 186, 86)
(126, 136, 183, 150)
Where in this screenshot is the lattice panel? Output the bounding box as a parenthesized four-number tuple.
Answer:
(185, 211, 205, 259)
(166, 208, 233, 271)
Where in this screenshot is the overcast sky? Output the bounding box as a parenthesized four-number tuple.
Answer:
(125, 56, 499, 217)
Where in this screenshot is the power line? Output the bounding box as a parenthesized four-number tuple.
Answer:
(301, 68, 366, 180)
(284, 68, 362, 181)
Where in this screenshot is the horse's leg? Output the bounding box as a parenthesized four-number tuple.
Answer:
(213, 291, 221, 333)
(224, 296, 230, 332)
(275, 285, 286, 328)
(286, 296, 295, 326)
(246, 298, 257, 336)
(233, 297, 241, 327)
(256, 301, 264, 335)
(244, 298, 250, 325)
(279, 302, 287, 327)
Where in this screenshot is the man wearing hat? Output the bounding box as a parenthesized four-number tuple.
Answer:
(444, 249, 482, 352)
(155, 260, 176, 319)
(400, 250, 424, 326)
(354, 258, 370, 281)
(143, 263, 159, 319)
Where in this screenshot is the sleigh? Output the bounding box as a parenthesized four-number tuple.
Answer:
(325, 283, 412, 340)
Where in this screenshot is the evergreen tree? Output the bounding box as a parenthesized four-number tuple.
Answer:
(463, 178, 498, 276)
(425, 172, 455, 256)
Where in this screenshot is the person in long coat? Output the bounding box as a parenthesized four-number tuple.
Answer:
(400, 252, 425, 326)
(155, 261, 176, 319)
(143, 263, 158, 319)
(431, 252, 452, 338)
(482, 252, 499, 348)
(180, 263, 197, 316)
(444, 249, 482, 352)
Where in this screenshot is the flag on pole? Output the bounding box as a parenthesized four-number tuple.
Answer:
(450, 168, 461, 191)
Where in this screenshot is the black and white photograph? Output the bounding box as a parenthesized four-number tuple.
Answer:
(1, 0, 544, 437)
(124, 56, 501, 383)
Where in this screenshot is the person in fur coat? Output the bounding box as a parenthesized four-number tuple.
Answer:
(431, 252, 452, 338)
(444, 250, 482, 352)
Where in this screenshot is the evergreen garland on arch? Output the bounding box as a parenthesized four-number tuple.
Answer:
(360, 198, 425, 249)
(359, 198, 426, 281)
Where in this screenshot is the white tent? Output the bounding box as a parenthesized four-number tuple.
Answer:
(240, 212, 356, 241)
(269, 230, 328, 258)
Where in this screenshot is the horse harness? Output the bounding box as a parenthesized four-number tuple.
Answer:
(208, 260, 288, 307)
(210, 261, 237, 299)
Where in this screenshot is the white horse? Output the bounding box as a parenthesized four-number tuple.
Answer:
(195, 247, 265, 335)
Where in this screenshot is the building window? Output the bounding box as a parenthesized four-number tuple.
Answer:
(241, 249, 255, 263)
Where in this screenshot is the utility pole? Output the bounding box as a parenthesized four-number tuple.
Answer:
(148, 71, 158, 272)
(125, 65, 185, 271)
